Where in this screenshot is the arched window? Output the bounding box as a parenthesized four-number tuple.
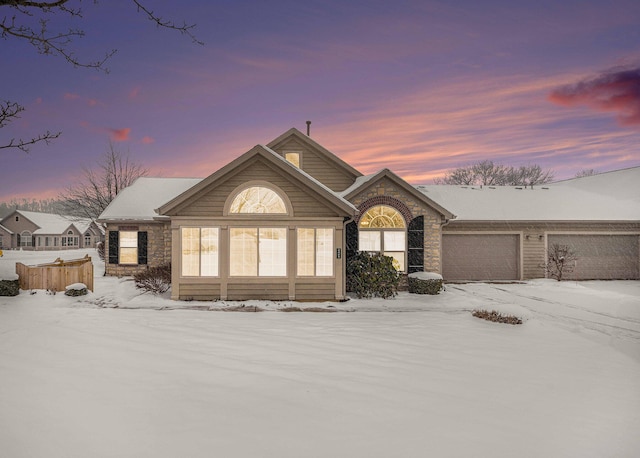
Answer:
(229, 186, 287, 214)
(358, 205, 406, 271)
(20, 230, 33, 247)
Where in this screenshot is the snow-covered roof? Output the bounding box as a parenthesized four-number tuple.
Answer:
(15, 210, 95, 234)
(98, 177, 203, 221)
(417, 179, 640, 222)
(551, 166, 640, 204)
(0, 223, 12, 234)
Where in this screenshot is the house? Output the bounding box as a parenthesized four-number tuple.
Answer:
(99, 128, 453, 301)
(0, 210, 104, 251)
(98, 128, 640, 301)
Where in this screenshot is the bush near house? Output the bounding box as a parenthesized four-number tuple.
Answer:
(134, 263, 171, 294)
(408, 272, 444, 295)
(347, 252, 399, 299)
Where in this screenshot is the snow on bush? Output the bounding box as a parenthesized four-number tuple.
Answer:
(408, 272, 444, 295)
(65, 283, 88, 297)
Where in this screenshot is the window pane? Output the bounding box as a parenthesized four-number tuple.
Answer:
(201, 228, 219, 276)
(120, 231, 137, 247)
(230, 228, 257, 276)
(384, 231, 405, 251)
(181, 228, 200, 276)
(120, 247, 138, 264)
(384, 251, 405, 272)
(359, 205, 406, 228)
(316, 228, 333, 276)
(285, 152, 300, 167)
(259, 228, 286, 276)
(229, 187, 287, 214)
(359, 231, 380, 251)
(297, 228, 314, 276)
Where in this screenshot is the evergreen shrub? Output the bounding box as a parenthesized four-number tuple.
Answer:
(346, 252, 399, 299)
(0, 279, 19, 296)
(408, 272, 444, 295)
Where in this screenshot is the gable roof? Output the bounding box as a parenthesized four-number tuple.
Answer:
(5, 210, 95, 234)
(0, 223, 12, 235)
(98, 177, 203, 222)
(267, 128, 363, 179)
(157, 144, 357, 217)
(341, 168, 455, 220)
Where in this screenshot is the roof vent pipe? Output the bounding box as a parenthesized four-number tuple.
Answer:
(306, 120, 311, 136)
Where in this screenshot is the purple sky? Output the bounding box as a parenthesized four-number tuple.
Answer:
(2, 0, 639, 202)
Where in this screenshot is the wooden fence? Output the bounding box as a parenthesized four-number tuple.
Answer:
(16, 255, 94, 292)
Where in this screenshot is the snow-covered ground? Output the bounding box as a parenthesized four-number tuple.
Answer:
(1, 249, 639, 457)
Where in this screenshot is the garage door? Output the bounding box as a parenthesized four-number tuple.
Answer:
(547, 235, 639, 280)
(442, 234, 519, 281)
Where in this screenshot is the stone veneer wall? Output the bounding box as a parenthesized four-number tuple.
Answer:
(349, 179, 444, 273)
(105, 222, 171, 276)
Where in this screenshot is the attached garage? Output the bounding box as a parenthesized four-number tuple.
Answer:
(442, 234, 520, 281)
(547, 234, 640, 280)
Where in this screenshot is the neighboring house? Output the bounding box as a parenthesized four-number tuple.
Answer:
(0, 210, 104, 251)
(0, 223, 11, 250)
(98, 128, 640, 301)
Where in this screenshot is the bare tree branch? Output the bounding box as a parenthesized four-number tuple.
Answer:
(0, 100, 61, 152)
(1, 0, 202, 153)
(59, 143, 149, 219)
(435, 160, 555, 186)
(132, 0, 204, 46)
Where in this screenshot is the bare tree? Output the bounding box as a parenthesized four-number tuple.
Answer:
(1, 0, 202, 152)
(545, 243, 578, 281)
(435, 160, 554, 186)
(59, 143, 148, 219)
(575, 168, 598, 178)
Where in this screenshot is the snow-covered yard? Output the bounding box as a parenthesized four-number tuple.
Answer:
(1, 249, 639, 457)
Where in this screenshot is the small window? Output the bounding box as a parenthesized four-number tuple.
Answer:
(285, 152, 300, 168)
(119, 231, 138, 265)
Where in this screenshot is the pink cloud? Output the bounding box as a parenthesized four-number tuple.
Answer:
(109, 128, 132, 142)
(64, 92, 81, 100)
(129, 87, 141, 99)
(87, 99, 99, 107)
(549, 66, 640, 127)
(141, 136, 155, 144)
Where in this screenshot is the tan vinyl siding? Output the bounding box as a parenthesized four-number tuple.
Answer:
(176, 158, 342, 218)
(227, 282, 289, 300)
(295, 281, 337, 301)
(177, 283, 221, 301)
(271, 137, 357, 192)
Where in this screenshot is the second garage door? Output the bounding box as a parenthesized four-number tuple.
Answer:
(547, 234, 639, 280)
(442, 234, 519, 281)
